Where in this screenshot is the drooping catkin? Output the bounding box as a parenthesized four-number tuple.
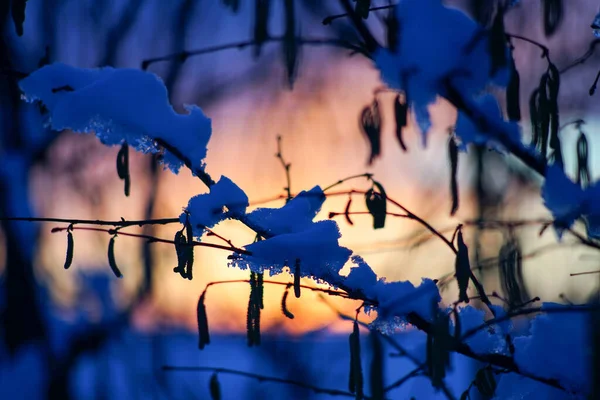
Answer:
(281, 287, 295, 319)
(209, 372, 221, 400)
(455, 231, 471, 303)
(448, 136, 459, 216)
(173, 230, 187, 278)
(369, 332, 384, 400)
(107, 236, 123, 278)
(197, 292, 210, 349)
(246, 272, 261, 347)
(185, 218, 194, 280)
(348, 320, 363, 399)
(293, 259, 301, 299)
(64, 230, 74, 270)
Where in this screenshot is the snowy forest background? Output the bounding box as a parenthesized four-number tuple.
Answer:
(1, 0, 600, 399)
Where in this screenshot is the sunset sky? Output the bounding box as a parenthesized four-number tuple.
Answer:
(7, 0, 600, 337)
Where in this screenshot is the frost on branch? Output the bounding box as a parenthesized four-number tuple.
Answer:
(182, 176, 249, 238)
(19, 63, 212, 173)
(374, 0, 510, 143)
(541, 163, 600, 239)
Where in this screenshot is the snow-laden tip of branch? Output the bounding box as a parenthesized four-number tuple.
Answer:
(19, 63, 212, 174)
(374, 0, 510, 144)
(345, 255, 439, 323)
(542, 164, 600, 239)
(182, 176, 249, 238)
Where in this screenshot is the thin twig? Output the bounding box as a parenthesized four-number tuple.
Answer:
(560, 39, 600, 74)
(322, 4, 395, 25)
(0, 216, 180, 227)
(506, 33, 550, 60)
(459, 304, 598, 342)
(141, 36, 367, 70)
(570, 270, 600, 277)
(201, 279, 353, 300)
(51, 226, 250, 255)
(322, 173, 373, 192)
(276, 135, 292, 202)
(162, 366, 365, 398)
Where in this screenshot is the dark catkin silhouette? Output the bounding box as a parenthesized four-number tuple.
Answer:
(197, 292, 210, 349)
(348, 320, 363, 399)
(173, 230, 187, 278)
(448, 135, 459, 216)
(185, 218, 194, 280)
(546, 63, 562, 165)
(369, 333, 384, 400)
(209, 372, 221, 400)
(116, 142, 130, 197)
(385, 8, 399, 53)
(394, 94, 408, 151)
(455, 230, 471, 304)
(474, 367, 497, 399)
(543, 0, 564, 37)
(253, 0, 271, 57)
(247, 272, 261, 346)
(283, 0, 298, 88)
(529, 88, 541, 150)
(427, 304, 451, 389)
(355, 0, 371, 19)
(506, 54, 521, 122)
(360, 100, 382, 165)
(499, 235, 529, 309)
(11, 0, 28, 36)
(577, 130, 591, 187)
(365, 181, 387, 229)
(64, 230, 74, 269)
(107, 235, 123, 278)
(488, 6, 508, 76)
(281, 286, 295, 319)
(294, 259, 301, 298)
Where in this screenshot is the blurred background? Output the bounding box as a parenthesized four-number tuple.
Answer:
(1, 0, 599, 398)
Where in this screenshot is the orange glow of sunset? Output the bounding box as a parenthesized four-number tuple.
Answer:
(29, 44, 598, 337)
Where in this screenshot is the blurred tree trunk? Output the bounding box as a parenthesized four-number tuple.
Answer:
(0, 30, 46, 355)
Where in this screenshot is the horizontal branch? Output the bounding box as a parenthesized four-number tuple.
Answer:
(51, 226, 250, 255)
(0, 216, 180, 227)
(141, 35, 367, 70)
(201, 279, 353, 300)
(459, 303, 598, 343)
(162, 365, 366, 398)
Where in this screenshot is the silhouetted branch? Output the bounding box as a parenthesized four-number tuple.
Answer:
(200, 279, 354, 300)
(459, 303, 599, 342)
(506, 33, 550, 60)
(276, 135, 292, 202)
(50, 226, 250, 255)
(141, 36, 367, 70)
(322, 4, 395, 25)
(560, 39, 600, 74)
(323, 173, 373, 192)
(162, 366, 368, 398)
(0, 216, 180, 227)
